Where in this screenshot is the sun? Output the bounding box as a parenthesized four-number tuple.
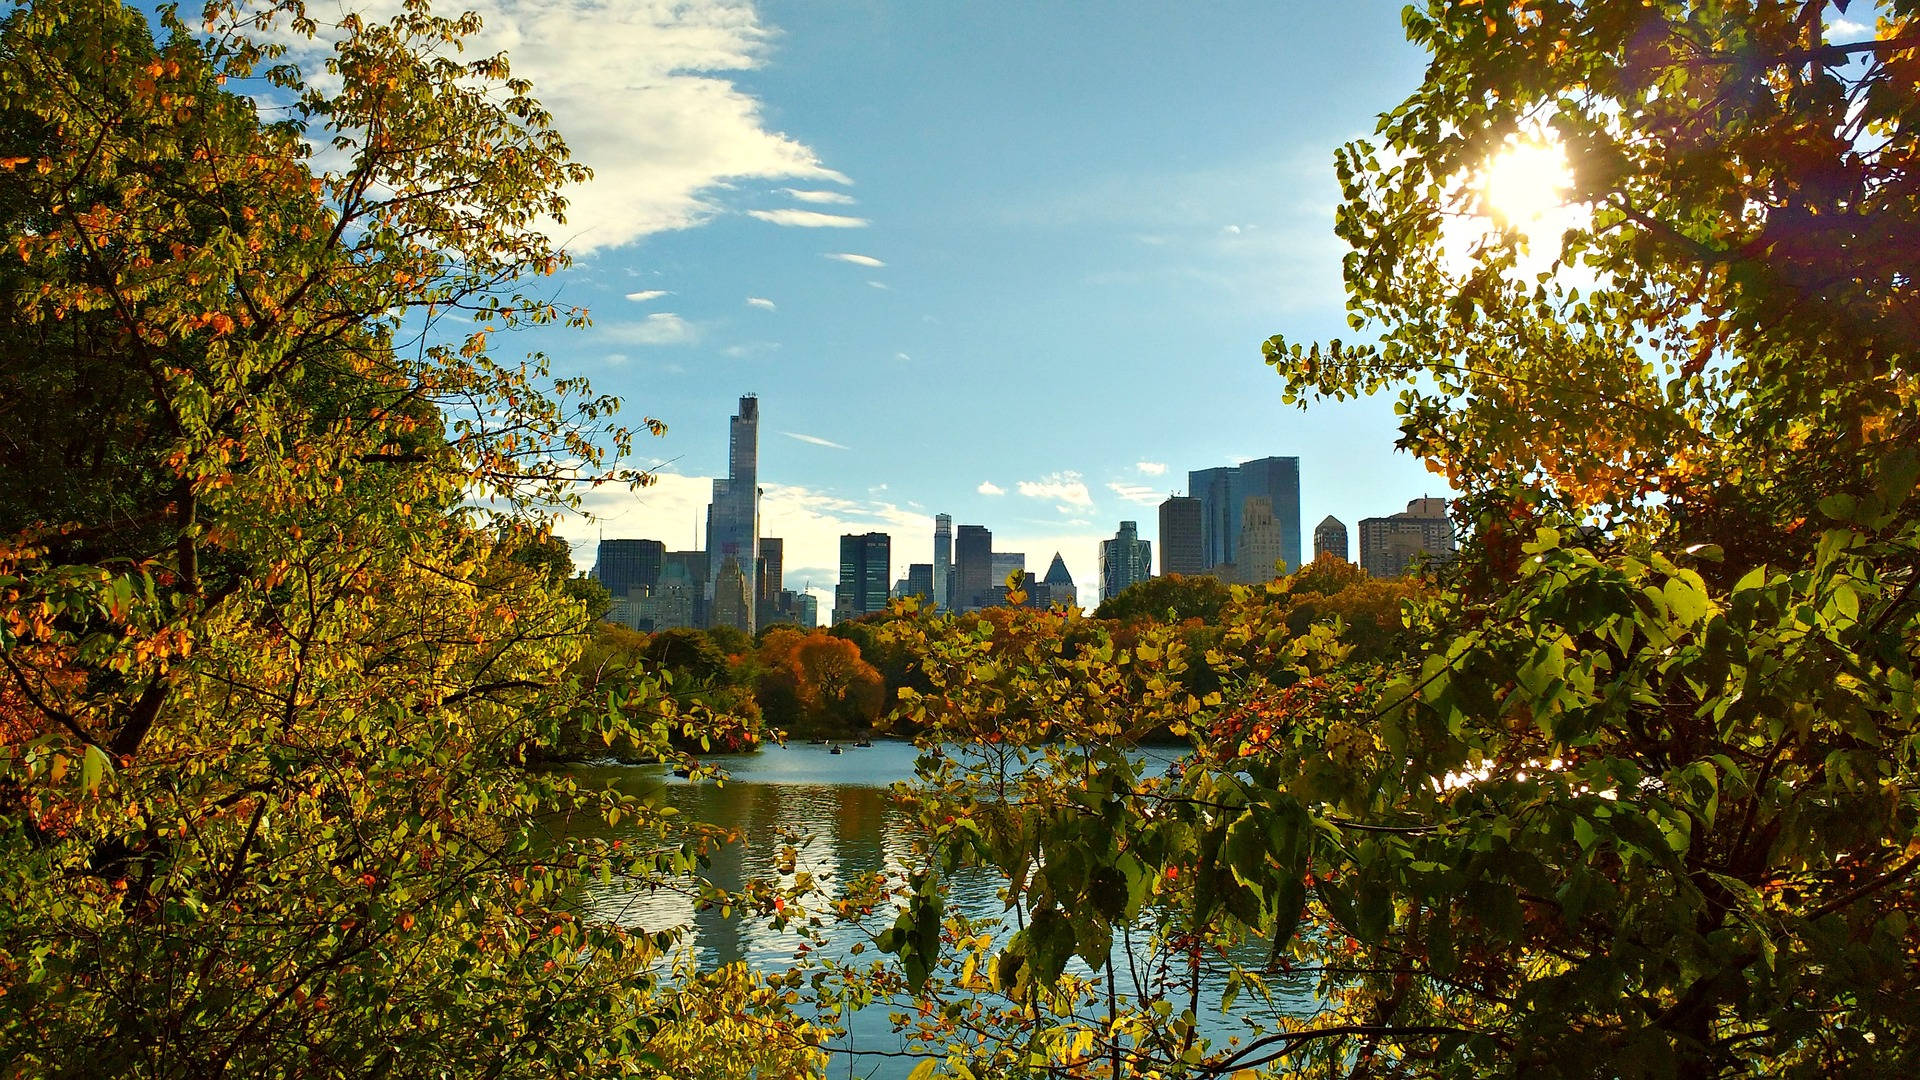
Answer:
(1479, 139, 1573, 228)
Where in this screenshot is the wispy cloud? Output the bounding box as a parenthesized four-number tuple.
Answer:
(1107, 481, 1162, 505)
(624, 289, 670, 302)
(1018, 471, 1093, 508)
(978, 481, 1006, 496)
(894, 352, 911, 361)
(746, 296, 776, 310)
(267, 0, 855, 253)
(782, 431, 849, 450)
(749, 209, 869, 228)
(602, 312, 697, 346)
(867, 280, 891, 290)
(1135, 461, 1167, 476)
(604, 352, 630, 366)
(826, 252, 885, 267)
(782, 188, 856, 205)
(1828, 17, 1868, 35)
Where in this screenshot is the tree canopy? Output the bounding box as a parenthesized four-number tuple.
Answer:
(0, 2, 812, 1075)
(868, 3, 1920, 1077)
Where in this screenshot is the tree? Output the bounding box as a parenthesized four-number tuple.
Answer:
(0, 2, 808, 1075)
(1093, 573, 1234, 623)
(875, 3, 1920, 1078)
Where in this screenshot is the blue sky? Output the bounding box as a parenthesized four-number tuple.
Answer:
(384, 1, 1445, 606)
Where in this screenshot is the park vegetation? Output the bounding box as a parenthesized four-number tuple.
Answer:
(2, 1, 1916, 1078)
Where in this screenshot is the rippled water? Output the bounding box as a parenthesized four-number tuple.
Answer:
(559, 740, 1316, 1078)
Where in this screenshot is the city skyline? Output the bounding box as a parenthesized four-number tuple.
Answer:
(511, 2, 1446, 603)
(585, 391, 1451, 615)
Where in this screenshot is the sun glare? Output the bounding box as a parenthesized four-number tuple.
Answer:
(1479, 140, 1573, 228)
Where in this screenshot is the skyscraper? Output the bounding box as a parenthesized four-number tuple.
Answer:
(1042, 552, 1078, 609)
(1157, 495, 1204, 576)
(706, 395, 760, 631)
(755, 537, 785, 628)
(837, 532, 892, 620)
(1359, 498, 1456, 577)
(932, 514, 952, 612)
(1234, 496, 1285, 585)
(1100, 521, 1152, 601)
(953, 524, 993, 611)
(592, 539, 663, 602)
(1314, 516, 1350, 562)
(1189, 456, 1301, 574)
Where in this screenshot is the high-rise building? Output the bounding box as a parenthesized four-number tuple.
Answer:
(1359, 498, 1456, 578)
(1100, 521, 1152, 601)
(1157, 496, 1204, 577)
(954, 524, 993, 611)
(900, 563, 935, 606)
(837, 532, 892, 620)
(1190, 456, 1301, 573)
(592, 539, 663, 602)
(1314, 516, 1350, 562)
(932, 514, 952, 613)
(755, 537, 785, 628)
(710, 557, 752, 632)
(706, 395, 760, 632)
(1042, 552, 1078, 609)
(991, 552, 1026, 591)
(795, 592, 818, 629)
(1234, 496, 1285, 585)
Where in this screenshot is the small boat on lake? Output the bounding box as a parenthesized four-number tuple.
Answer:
(828, 743, 843, 755)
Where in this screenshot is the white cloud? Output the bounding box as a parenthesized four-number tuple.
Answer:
(782, 188, 856, 205)
(977, 481, 1006, 496)
(624, 289, 670, 302)
(748, 209, 869, 228)
(1107, 481, 1162, 505)
(746, 296, 776, 310)
(894, 352, 911, 361)
(602, 312, 697, 345)
(1135, 461, 1167, 476)
(1827, 17, 1868, 36)
(781, 431, 848, 450)
(867, 280, 891, 290)
(604, 352, 629, 366)
(1017, 471, 1093, 508)
(826, 252, 885, 267)
(272, 1, 852, 254)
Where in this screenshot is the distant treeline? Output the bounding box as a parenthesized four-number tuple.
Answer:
(563, 554, 1429, 757)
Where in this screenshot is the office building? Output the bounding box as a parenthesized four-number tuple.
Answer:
(1157, 496, 1204, 577)
(932, 514, 952, 612)
(954, 524, 993, 611)
(1042, 553, 1077, 609)
(706, 395, 760, 632)
(899, 563, 935, 607)
(1100, 521, 1152, 602)
(1234, 496, 1285, 585)
(592, 539, 663, 601)
(837, 532, 892, 620)
(1314, 516, 1350, 562)
(755, 537, 785, 629)
(1190, 456, 1301, 574)
(710, 557, 752, 632)
(991, 552, 1026, 592)
(795, 592, 818, 629)
(1359, 498, 1457, 578)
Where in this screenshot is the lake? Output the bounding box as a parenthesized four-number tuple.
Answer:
(561, 740, 1316, 1078)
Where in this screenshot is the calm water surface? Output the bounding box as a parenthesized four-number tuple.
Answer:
(561, 740, 1314, 1078)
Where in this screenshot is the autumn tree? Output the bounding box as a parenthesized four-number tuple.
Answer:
(876, 3, 1920, 1078)
(0, 1, 816, 1076)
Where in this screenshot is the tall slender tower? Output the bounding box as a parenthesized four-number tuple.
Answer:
(706, 395, 760, 631)
(932, 514, 952, 612)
